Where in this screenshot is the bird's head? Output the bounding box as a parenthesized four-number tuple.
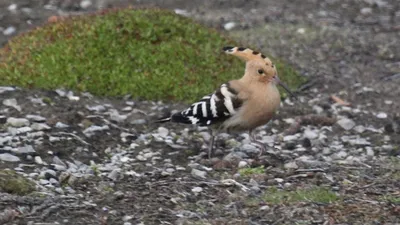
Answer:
(223, 46, 296, 98)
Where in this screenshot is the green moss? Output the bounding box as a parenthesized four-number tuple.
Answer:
(0, 169, 36, 195)
(261, 186, 339, 204)
(0, 8, 305, 102)
(380, 195, 400, 204)
(238, 166, 264, 176)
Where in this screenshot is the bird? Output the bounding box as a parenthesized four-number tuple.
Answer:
(156, 46, 296, 158)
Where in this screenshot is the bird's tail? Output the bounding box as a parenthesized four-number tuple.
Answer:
(154, 117, 171, 123)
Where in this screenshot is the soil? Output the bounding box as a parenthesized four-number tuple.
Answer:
(0, 0, 400, 224)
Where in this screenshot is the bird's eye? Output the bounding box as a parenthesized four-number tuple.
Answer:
(257, 69, 264, 74)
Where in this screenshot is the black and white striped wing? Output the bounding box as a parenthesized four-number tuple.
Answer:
(171, 83, 243, 126)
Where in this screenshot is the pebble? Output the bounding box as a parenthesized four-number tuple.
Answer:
(0, 153, 20, 162)
(80, 0, 92, 9)
(224, 22, 236, 30)
(191, 168, 207, 179)
(238, 161, 248, 168)
(131, 119, 146, 125)
(376, 112, 387, 119)
(26, 115, 46, 122)
(191, 186, 203, 194)
(303, 129, 318, 140)
(31, 123, 51, 131)
(3, 26, 16, 36)
(15, 145, 36, 154)
(337, 118, 355, 130)
(283, 135, 298, 142)
(157, 127, 169, 138)
(3, 98, 21, 111)
(108, 169, 120, 181)
(55, 122, 69, 128)
(0, 86, 15, 94)
(35, 156, 44, 164)
(7, 117, 30, 127)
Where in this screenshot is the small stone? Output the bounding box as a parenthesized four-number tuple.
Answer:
(80, 0, 92, 9)
(131, 119, 146, 125)
(224, 22, 236, 30)
(297, 28, 306, 34)
(275, 178, 284, 183)
(0, 87, 15, 94)
(7, 4, 17, 11)
(376, 112, 387, 119)
(360, 7, 373, 15)
(354, 125, 366, 133)
(334, 151, 348, 159)
(86, 105, 106, 112)
(303, 129, 318, 140)
(0, 153, 20, 162)
(31, 123, 51, 131)
(108, 169, 120, 181)
(109, 110, 127, 123)
(114, 191, 125, 200)
(121, 106, 132, 112)
(191, 186, 203, 194)
(3, 26, 16, 36)
(7, 117, 29, 127)
(238, 161, 248, 168)
(83, 125, 109, 137)
(26, 115, 46, 122)
(174, 9, 190, 16)
(157, 127, 169, 138)
(337, 118, 355, 130)
(3, 98, 21, 111)
(191, 168, 207, 179)
(312, 105, 324, 114)
(34, 156, 44, 164)
(39, 179, 50, 185)
(55, 122, 69, 128)
(49, 178, 59, 185)
(260, 205, 270, 211)
(283, 135, 298, 142)
(241, 144, 259, 154)
(366, 147, 374, 156)
(284, 161, 298, 169)
(15, 145, 36, 154)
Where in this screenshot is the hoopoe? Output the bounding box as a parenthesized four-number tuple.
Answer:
(156, 46, 295, 158)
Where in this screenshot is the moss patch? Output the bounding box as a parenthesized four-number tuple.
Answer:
(238, 166, 265, 176)
(0, 169, 36, 195)
(0, 8, 305, 103)
(260, 186, 339, 204)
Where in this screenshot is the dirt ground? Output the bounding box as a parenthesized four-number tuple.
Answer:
(1, 0, 400, 224)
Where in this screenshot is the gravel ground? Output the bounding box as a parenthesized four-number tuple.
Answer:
(1, 0, 400, 224)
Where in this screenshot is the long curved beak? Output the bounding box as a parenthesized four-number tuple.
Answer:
(275, 76, 297, 99)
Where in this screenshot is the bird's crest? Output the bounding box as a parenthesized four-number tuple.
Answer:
(223, 46, 271, 64)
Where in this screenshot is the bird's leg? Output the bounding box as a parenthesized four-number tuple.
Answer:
(249, 129, 266, 156)
(208, 129, 217, 159)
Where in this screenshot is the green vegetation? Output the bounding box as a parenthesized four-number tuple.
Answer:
(0, 169, 36, 195)
(0, 8, 305, 102)
(380, 195, 400, 204)
(261, 186, 339, 204)
(238, 166, 264, 176)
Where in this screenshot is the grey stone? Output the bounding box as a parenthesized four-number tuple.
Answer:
(34, 156, 44, 164)
(7, 117, 29, 127)
(83, 125, 110, 137)
(191, 168, 207, 179)
(15, 145, 36, 154)
(3, 26, 16, 36)
(26, 115, 46, 122)
(131, 119, 146, 125)
(86, 104, 106, 112)
(31, 123, 51, 131)
(157, 127, 169, 138)
(0, 86, 15, 94)
(337, 118, 355, 130)
(3, 98, 21, 111)
(55, 122, 69, 128)
(108, 169, 120, 181)
(283, 135, 298, 142)
(0, 153, 20, 162)
(303, 129, 318, 140)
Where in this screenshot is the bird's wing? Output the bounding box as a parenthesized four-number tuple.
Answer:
(171, 82, 246, 126)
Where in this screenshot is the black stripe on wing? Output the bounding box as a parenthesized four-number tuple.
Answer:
(170, 82, 243, 126)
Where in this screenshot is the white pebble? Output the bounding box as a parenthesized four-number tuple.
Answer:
(376, 112, 387, 119)
(337, 118, 355, 130)
(191, 186, 203, 194)
(238, 161, 248, 168)
(224, 22, 236, 31)
(3, 26, 16, 36)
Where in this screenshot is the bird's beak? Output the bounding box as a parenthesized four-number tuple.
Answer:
(275, 76, 297, 99)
